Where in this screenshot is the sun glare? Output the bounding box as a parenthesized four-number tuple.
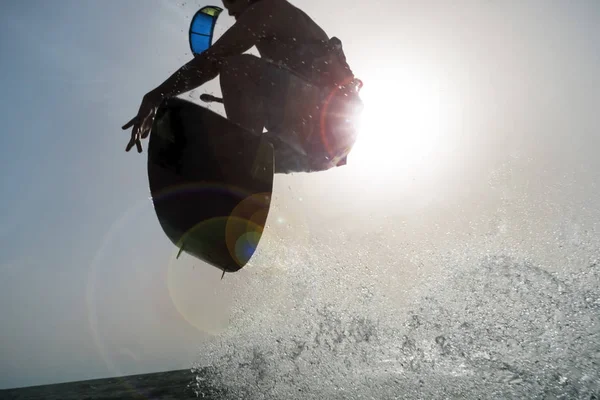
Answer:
(350, 66, 453, 180)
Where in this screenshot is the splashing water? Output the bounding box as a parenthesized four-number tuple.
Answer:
(187, 223, 600, 399)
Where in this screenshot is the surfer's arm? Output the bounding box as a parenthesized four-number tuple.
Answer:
(150, 3, 268, 100)
(147, 57, 220, 100)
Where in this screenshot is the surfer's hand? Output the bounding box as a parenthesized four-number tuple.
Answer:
(122, 92, 161, 153)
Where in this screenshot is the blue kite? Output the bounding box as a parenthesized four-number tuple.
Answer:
(189, 6, 223, 56)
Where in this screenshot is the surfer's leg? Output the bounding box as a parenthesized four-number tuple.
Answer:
(219, 54, 337, 174)
(219, 54, 266, 134)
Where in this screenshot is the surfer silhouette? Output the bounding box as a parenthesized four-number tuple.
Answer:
(122, 0, 363, 173)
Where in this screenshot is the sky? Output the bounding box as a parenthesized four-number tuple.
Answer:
(1, 0, 600, 390)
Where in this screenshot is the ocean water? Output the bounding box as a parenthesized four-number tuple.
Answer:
(187, 189, 600, 399)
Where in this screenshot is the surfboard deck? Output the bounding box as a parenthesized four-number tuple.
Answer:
(147, 98, 274, 273)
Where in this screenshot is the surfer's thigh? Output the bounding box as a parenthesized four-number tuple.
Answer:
(220, 54, 265, 89)
(261, 63, 320, 139)
(261, 66, 327, 174)
(219, 54, 269, 132)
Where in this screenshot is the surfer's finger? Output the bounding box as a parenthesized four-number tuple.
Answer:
(140, 109, 156, 139)
(133, 122, 143, 153)
(125, 136, 136, 152)
(125, 129, 139, 152)
(141, 123, 152, 139)
(122, 117, 138, 130)
(140, 123, 150, 139)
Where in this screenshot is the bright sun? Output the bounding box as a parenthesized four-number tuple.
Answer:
(349, 65, 454, 180)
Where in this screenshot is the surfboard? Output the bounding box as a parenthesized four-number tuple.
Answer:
(147, 97, 274, 273)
